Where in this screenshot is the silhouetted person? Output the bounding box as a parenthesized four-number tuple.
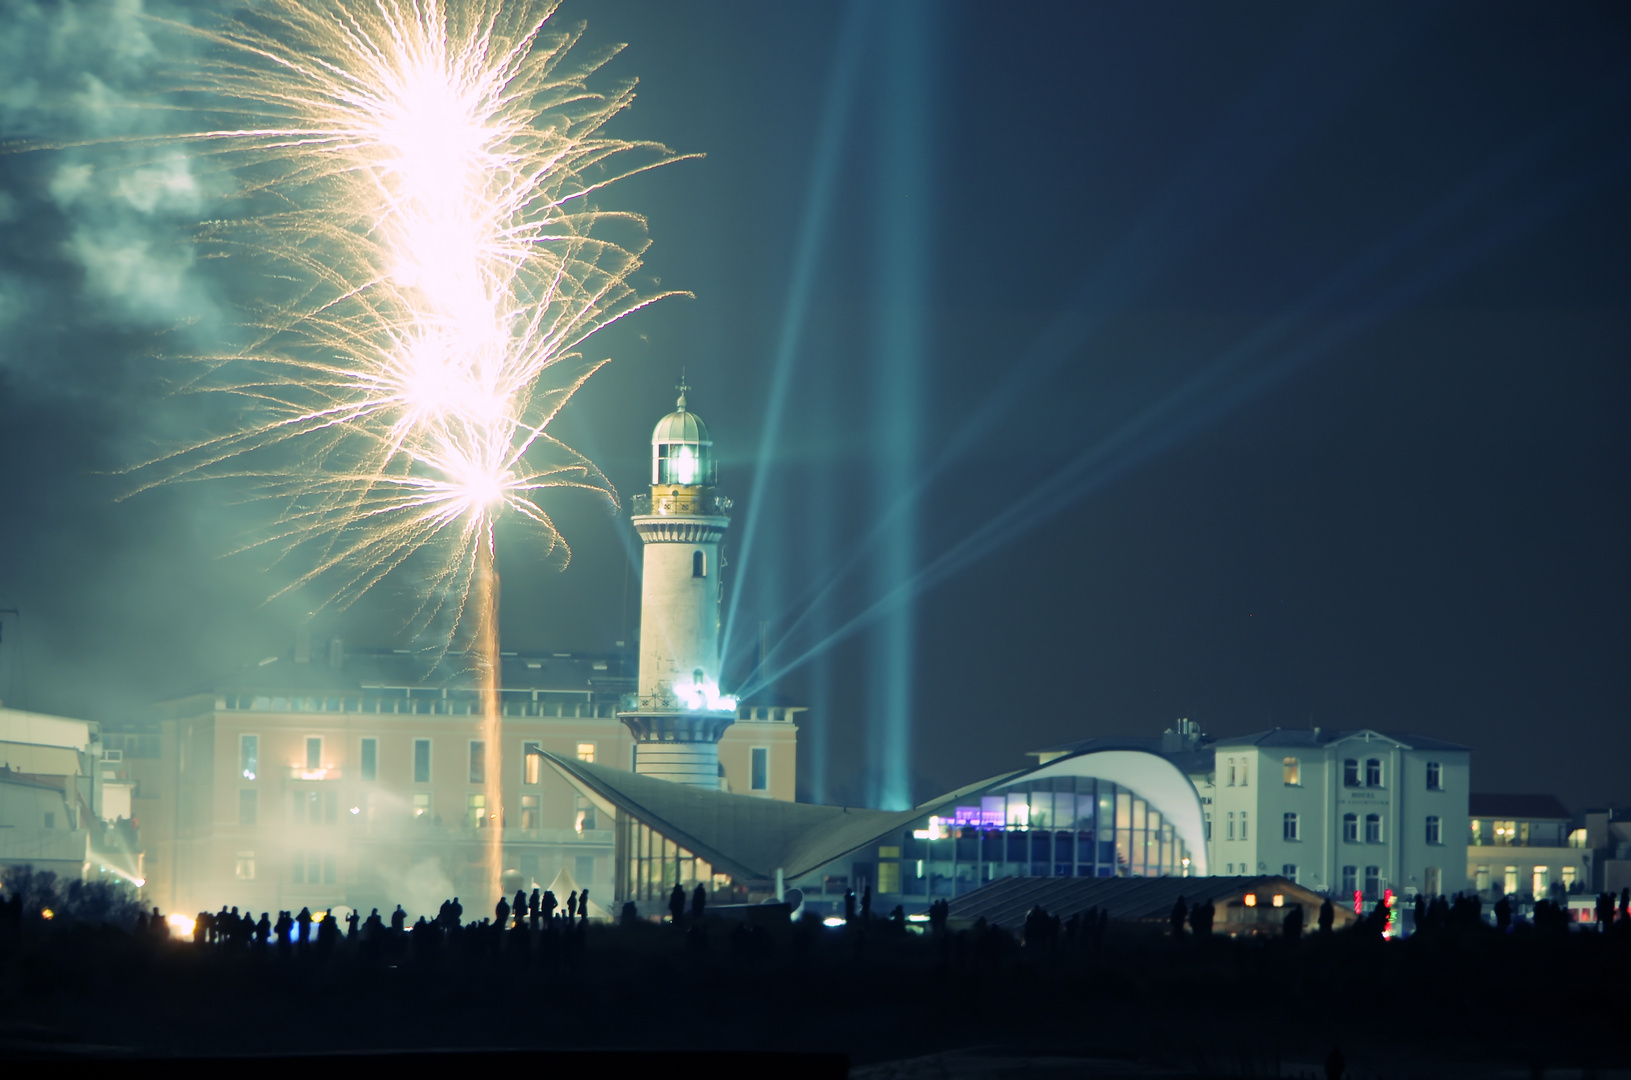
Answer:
(1170, 896, 1187, 937)
(621, 901, 639, 927)
(692, 884, 707, 921)
(346, 908, 359, 938)
(1325, 1046, 1345, 1080)
(529, 888, 541, 927)
(567, 890, 579, 920)
(150, 907, 168, 939)
(579, 888, 590, 921)
(542, 890, 557, 923)
(391, 905, 406, 933)
(496, 895, 510, 927)
(1318, 897, 1335, 934)
(256, 912, 271, 946)
(317, 910, 339, 954)
(668, 882, 686, 924)
(275, 910, 293, 950)
(1621, 887, 1630, 922)
(513, 889, 527, 928)
(295, 906, 313, 945)
(1495, 894, 1512, 933)
(1283, 903, 1304, 940)
(449, 897, 463, 926)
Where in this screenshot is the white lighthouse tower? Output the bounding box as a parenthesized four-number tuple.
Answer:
(618, 381, 736, 787)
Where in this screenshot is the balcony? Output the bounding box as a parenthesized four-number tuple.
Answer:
(630, 491, 732, 517)
(285, 765, 344, 781)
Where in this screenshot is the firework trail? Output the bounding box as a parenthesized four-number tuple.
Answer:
(118, 0, 688, 899)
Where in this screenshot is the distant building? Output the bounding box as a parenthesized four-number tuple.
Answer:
(119, 646, 798, 917)
(1465, 793, 1584, 901)
(1580, 807, 1631, 895)
(0, 707, 139, 884)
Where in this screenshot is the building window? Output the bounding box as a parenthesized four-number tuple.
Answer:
(1204, 814, 1212, 841)
(360, 738, 377, 782)
(1561, 866, 1577, 890)
(239, 789, 258, 826)
(521, 795, 539, 830)
(469, 741, 486, 785)
(575, 794, 597, 833)
(43, 811, 55, 829)
(1532, 866, 1549, 898)
(1227, 758, 1236, 787)
(467, 793, 488, 829)
(412, 793, 430, 819)
(1226, 863, 1234, 874)
(1424, 866, 1441, 896)
(1283, 812, 1299, 841)
(1282, 864, 1298, 884)
(1341, 866, 1357, 895)
(1425, 815, 1441, 845)
(1343, 813, 1358, 842)
(239, 735, 258, 780)
(1503, 865, 1518, 896)
(306, 736, 322, 771)
(1365, 758, 1382, 787)
(750, 747, 769, 791)
(1283, 757, 1300, 785)
(1240, 811, 1248, 840)
(1240, 759, 1249, 787)
(235, 851, 256, 881)
(692, 550, 706, 578)
(1227, 811, 1235, 840)
(1426, 761, 1442, 790)
(576, 742, 596, 764)
(413, 739, 431, 783)
(523, 742, 541, 784)
(1343, 759, 1359, 787)
(1475, 865, 1490, 892)
(1493, 819, 1516, 846)
(1471, 819, 1483, 846)
(1365, 813, 1382, 844)
(1364, 866, 1381, 900)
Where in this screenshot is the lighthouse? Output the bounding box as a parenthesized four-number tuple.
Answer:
(618, 381, 736, 787)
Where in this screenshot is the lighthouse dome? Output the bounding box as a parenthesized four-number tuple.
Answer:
(650, 386, 716, 487)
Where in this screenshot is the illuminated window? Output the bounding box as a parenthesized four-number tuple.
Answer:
(306, 737, 322, 771)
(239, 735, 258, 781)
(1561, 866, 1577, 889)
(521, 795, 539, 830)
(1426, 761, 1442, 790)
(1503, 865, 1518, 895)
(1227, 811, 1235, 840)
(692, 550, 707, 578)
(1471, 819, 1483, 845)
(575, 794, 597, 833)
(413, 739, 431, 783)
(1493, 819, 1516, 846)
(524, 742, 541, 785)
(1475, 865, 1490, 892)
(1341, 866, 1357, 894)
(576, 742, 596, 764)
(239, 789, 257, 826)
(1343, 759, 1360, 787)
(1425, 815, 1441, 845)
(1283, 812, 1299, 841)
(1282, 864, 1298, 884)
(1424, 866, 1441, 896)
(1568, 828, 1588, 849)
(1365, 813, 1382, 844)
(468, 741, 486, 785)
(1365, 758, 1382, 788)
(1532, 866, 1549, 897)
(411, 793, 430, 819)
(1283, 757, 1300, 785)
(751, 747, 769, 791)
(467, 793, 487, 829)
(360, 738, 377, 782)
(1343, 813, 1358, 842)
(235, 851, 256, 881)
(1363, 866, 1380, 900)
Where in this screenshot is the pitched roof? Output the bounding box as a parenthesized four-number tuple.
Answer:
(541, 753, 1022, 882)
(1213, 728, 1470, 752)
(1468, 793, 1571, 820)
(926, 875, 1349, 930)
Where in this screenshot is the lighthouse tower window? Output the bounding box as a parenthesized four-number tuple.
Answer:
(693, 550, 706, 578)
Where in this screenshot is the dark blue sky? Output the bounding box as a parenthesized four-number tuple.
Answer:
(0, 1, 1626, 808)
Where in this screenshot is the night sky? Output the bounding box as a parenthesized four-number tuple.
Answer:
(0, 2, 1626, 810)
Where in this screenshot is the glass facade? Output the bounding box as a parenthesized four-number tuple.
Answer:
(617, 813, 730, 902)
(879, 775, 1192, 899)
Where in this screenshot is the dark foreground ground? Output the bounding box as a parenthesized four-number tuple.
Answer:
(1, 913, 1628, 1077)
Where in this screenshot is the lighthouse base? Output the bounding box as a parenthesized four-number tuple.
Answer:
(618, 710, 736, 789)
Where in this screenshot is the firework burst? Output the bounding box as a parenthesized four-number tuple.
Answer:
(127, 0, 689, 646)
